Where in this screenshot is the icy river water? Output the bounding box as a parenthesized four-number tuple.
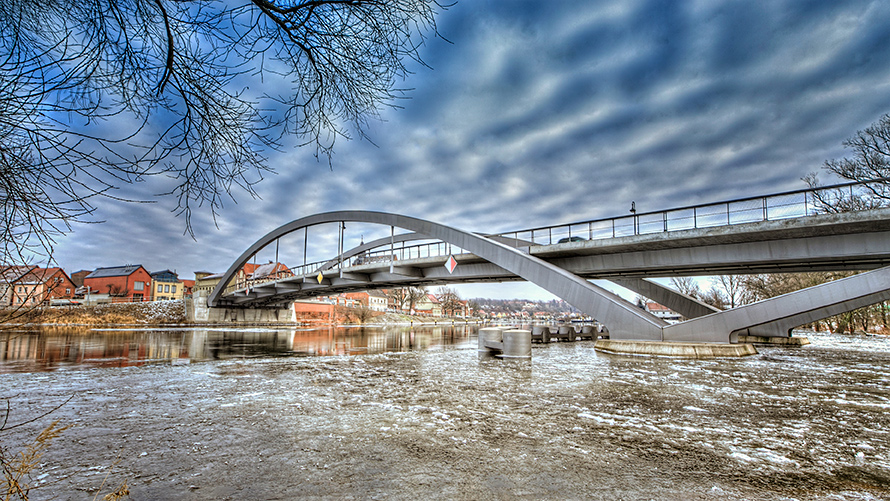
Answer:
(2, 325, 890, 500)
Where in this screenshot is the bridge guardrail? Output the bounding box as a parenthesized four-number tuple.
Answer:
(494, 178, 889, 246)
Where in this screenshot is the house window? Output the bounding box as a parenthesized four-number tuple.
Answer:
(134, 281, 144, 291)
(157, 284, 163, 292)
(172, 285, 177, 293)
(66, 288, 70, 294)
(164, 285, 170, 293)
(17, 286, 22, 293)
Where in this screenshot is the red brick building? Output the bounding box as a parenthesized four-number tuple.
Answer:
(69, 270, 92, 288)
(4, 267, 76, 306)
(83, 265, 153, 302)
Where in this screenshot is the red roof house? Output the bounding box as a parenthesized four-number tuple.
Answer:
(3, 266, 76, 306)
(83, 265, 152, 302)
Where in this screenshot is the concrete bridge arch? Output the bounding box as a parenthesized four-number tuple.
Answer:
(208, 211, 667, 341)
(208, 210, 890, 344)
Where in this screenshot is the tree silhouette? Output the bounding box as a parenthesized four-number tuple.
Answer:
(0, 0, 447, 266)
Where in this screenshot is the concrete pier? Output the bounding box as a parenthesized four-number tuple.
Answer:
(479, 327, 532, 358)
(595, 340, 758, 358)
(531, 326, 551, 343)
(478, 327, 506, 352)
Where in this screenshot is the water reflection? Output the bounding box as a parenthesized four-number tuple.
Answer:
(0, 325, 477, 373)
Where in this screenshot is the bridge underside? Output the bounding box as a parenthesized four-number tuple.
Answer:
(210, 209, 890, 344)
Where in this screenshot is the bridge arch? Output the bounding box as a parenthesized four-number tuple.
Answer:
(208, 210, 666, 340)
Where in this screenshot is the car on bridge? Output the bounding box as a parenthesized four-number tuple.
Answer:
(557, 236, 585, 244)
(351, 254, 398, 266)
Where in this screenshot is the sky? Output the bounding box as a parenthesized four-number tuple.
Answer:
(52, 0, 890, 300)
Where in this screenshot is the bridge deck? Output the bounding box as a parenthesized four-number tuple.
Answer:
(221, 208, 890, 306)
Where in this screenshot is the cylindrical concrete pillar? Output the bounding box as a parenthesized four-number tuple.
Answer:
(478, 327, 504, 351)
(502, 329, 532, 358)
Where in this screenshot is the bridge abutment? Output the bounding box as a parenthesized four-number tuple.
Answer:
(190, 289, 297, 324)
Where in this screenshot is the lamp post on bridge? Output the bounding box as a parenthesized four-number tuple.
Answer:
(630, 201, 638, 235)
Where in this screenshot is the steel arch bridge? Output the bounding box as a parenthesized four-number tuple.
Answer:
(207, 184, 890, 344)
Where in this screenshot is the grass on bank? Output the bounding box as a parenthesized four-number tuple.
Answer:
(1, 301, 187, 327)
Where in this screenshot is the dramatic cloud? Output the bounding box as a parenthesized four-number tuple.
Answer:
(53, 0, 890, 299)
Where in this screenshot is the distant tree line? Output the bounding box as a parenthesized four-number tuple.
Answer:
(472, 298, 581, 316)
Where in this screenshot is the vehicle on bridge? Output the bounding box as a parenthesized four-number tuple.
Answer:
(351, 253, 398, 266)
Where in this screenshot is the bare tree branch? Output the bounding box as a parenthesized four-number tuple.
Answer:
(0, 0, 447, 267)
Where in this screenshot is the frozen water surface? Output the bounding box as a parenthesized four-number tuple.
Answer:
(2, 327, 889, 500)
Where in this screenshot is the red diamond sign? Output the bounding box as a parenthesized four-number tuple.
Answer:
(445, 255, 458, 274)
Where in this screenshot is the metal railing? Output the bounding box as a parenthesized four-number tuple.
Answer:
(228, 241, 472, 293)
(493, 178, 889, 246)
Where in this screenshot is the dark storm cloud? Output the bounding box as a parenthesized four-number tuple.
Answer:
(54, 0, 890, 296)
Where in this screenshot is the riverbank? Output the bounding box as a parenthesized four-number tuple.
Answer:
(1, 300, 479, 328)
(3, 301, 189, 326)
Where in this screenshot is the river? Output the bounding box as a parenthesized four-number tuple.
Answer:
(2, 325, 889, 500)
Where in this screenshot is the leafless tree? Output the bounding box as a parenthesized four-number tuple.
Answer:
(669, 276, 701, 299)
(405, 286, 427, 313)
(822, 114, 890, 188)
(741, 272, 850, 303)
(804, 114, 890, 212)
(435, 286, 462, 316)
(710, 275, 751, 309)
(336, 302, 376, 324)
(386, 288, 408, 311)
(1, 0, 447, 267)
(694, 275, 749, 310)
(466, 299, 481, 317)
(385, 286, 427, 313)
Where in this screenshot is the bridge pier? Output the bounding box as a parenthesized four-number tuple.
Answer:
(595, 340, 757, 358)
(478, 327, 532, 358)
